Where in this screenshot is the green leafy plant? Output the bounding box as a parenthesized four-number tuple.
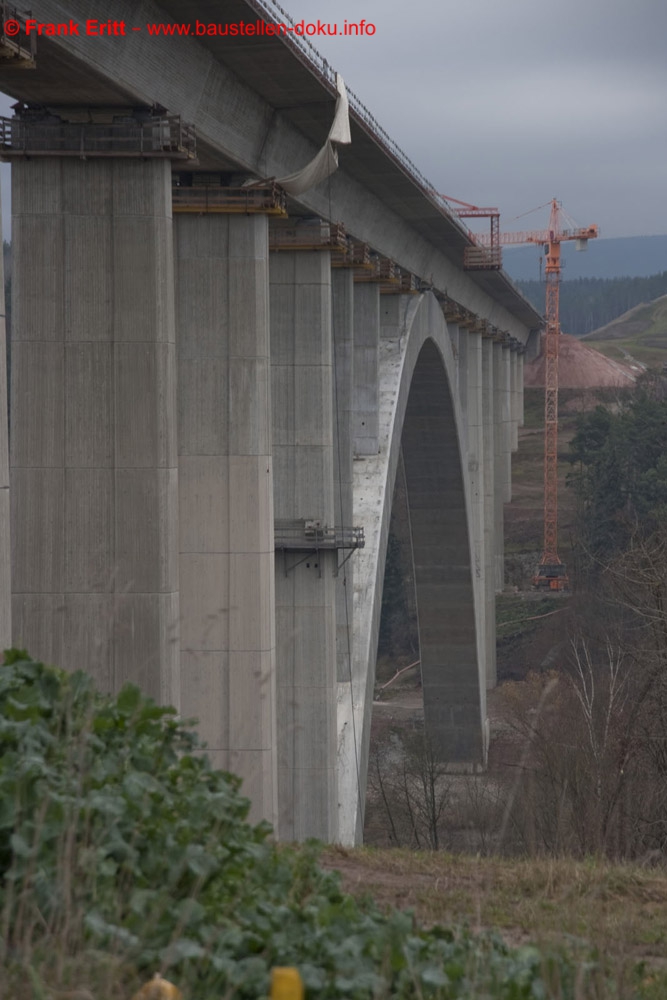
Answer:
(0, 651, 607, 998)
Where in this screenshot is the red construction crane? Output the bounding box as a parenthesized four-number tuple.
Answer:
(472, 198, 598, 590)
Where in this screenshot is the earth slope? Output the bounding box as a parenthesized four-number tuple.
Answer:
(524, 332, 638, 388)
(582, 294, 667, 366)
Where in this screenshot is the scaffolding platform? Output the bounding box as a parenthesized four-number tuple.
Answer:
(172, 182, 286, 215)
(0, 114, 196, 159)
(269, 219, 347, 252)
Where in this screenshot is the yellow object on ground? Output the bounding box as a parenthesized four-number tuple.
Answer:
(270, 967, 304, 1000)
(131, 973, 182, 1000)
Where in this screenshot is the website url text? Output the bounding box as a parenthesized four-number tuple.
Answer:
(8, 19, 377, 38)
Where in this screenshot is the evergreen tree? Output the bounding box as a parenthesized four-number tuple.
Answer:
(518, 271, 667, 335)
(568, 382, 667, 560)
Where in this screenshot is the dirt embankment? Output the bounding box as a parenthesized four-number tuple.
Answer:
(524, 332, 638, 388)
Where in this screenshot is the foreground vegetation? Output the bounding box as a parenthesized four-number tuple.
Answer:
(1, 651, 612, 999)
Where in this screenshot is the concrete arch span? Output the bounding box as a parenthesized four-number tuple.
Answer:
(338, 291, 486, 845)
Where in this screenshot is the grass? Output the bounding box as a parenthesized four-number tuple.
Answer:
(321, 847, 667, 995)
(584, 296, 667, 366)
(495, 594, 563, 639)
(587, 337, 666, 367)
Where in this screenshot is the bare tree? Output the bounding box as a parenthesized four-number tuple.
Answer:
(366, 728, 453, 850)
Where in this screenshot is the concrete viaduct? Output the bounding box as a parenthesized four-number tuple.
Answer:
(0, 0, 541, 844)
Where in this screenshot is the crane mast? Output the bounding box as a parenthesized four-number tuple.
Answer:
(448, 196, 598, 591)
(540, 217, 564, 586)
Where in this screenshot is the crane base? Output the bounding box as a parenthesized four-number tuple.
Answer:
(532, 563, 569, 592)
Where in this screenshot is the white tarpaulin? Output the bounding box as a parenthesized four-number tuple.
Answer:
(277, 73, 351, 195)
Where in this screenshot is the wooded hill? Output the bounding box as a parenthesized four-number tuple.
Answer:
(517, 271, 667, 336)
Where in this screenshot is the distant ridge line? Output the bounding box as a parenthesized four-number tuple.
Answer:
(504, 234, 667, 282)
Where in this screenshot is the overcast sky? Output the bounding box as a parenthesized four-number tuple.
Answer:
(283, 0, 667, 240)
(0, 0, 665, 241)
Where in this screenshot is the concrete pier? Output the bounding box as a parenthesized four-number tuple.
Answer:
(454, 325, 468, 441)
(518, 352, 525, 427)
(510, 349, 519, 453)
(401, 335, 482, 758)
(481, 337, 496, 687)
(465, 330, 485, 690)
(270, 249, 338, 841)
(449, 324, 461, 406)
(501, 345, 513, 504)
(331, 269, 355, 685)
(175, 211, 278, 827)
(0, 192, 9, 651)
(492, 343, 506, 591)
(352, 282, 380, 457)
(11, 158, 179, 701)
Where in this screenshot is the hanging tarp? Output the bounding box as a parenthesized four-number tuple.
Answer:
(277, 73, 351, 195)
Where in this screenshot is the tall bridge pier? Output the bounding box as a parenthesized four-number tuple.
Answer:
(175, 208, 278, 823)
(11, 155, 181, 704)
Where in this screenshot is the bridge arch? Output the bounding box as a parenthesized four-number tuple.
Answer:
(338, 291, 486, 844)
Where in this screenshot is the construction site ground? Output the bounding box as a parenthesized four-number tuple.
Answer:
(319, 845, 667, 987)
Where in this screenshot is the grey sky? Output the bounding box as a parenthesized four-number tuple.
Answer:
(0, 0, 664, 240)
(283, 0, 667, 238)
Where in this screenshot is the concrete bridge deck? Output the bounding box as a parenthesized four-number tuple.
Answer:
(0, 0, 541, 843)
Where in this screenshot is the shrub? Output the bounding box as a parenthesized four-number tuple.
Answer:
(0, 651, 603, 998)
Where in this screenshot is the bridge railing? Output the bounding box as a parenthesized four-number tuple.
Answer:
(0, 2, 36, 65)
(274, 519, 365, 551)
(242, 0, 469, 239)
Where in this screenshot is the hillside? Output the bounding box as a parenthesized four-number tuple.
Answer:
(516, 272, 667, 335)
(583, 294, 667, 366)
(504, 234, 667, 281)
